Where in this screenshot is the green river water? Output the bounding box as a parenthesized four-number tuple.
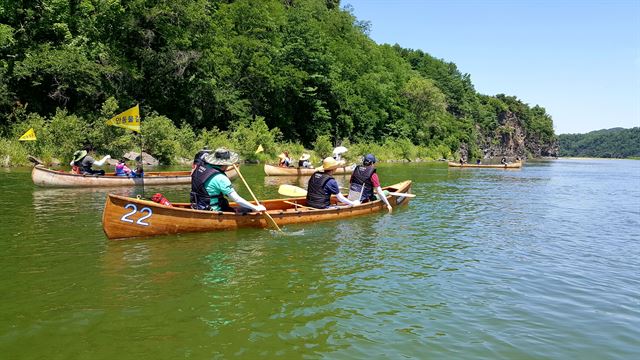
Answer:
(1, 159, 638, 359)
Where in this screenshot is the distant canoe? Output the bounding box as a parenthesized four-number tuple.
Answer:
(102, 180, 412, 240)
(447, 161, 522, 169)
(264, 163, 356, 176)
(31, 164, 238, 187)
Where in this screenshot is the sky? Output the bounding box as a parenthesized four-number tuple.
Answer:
(343, 0, 640, 134)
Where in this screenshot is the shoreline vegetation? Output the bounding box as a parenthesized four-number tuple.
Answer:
(1, 1, 561, 168)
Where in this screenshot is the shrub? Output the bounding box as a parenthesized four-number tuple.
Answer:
(230, 117, 281, 162)
(142, 114, 180, 164)
(312, 134, 333, 159)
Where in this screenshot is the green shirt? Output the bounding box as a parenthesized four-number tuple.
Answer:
(204, 167, 234, 211)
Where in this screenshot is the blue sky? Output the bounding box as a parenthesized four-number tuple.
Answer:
(343, 0, 640, 134)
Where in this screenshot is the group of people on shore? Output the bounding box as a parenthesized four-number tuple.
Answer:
(189, 147, 393, 214)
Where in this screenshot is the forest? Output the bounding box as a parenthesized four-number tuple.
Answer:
(0, 0, 557, 165)
(558, 128, 640, 158)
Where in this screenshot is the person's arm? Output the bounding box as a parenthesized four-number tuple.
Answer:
(228, 191, 266, 212)
(327, 179, 358, 206)
(92, 155, 111, 166)
(371, 173, 392, 213)
(336, 192, 358, 206)
(70, 160, 75, 166)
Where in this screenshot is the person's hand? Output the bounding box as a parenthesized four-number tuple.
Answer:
(386, 204, 393, 214)
(254, 205, 266, 212)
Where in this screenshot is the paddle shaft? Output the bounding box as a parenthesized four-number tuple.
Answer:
(283, 201, 314, 210)
(232, 164, 281, 232)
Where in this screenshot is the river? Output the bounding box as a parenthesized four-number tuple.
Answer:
(1, 159, 638, 359)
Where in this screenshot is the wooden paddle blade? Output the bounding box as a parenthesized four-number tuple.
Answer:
(278, 184, 308, 197)
(387, 192, 416, 198)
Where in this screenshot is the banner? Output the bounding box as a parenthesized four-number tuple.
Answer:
(106, 105, 141, 132)
(18, 128, 37, 141)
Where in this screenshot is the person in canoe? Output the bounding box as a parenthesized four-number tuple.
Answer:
(348, 154, 393, 213)
(501, 157, 508, 166)
(190, 148, 266, 213)
(298, 153, 313, 169)
(114, 159, 132, 176)
(70, 150, 110, 175)
(278, 151, 292, 167)
(306, 157, 360, 209)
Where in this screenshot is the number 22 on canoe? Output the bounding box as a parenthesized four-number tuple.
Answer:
(232, 164, 282, 232)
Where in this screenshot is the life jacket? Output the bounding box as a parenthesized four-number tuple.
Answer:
(298, 159, 305, 168)
(306, 171, 334, 209)
(151, 193, 173, 207)
(190, 164, 229, 210)
(349, 165, 376, 201)
(115, 163, 130, 176)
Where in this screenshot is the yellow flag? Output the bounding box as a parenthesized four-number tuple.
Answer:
(255, 144, 264, 154)
(18, 128, 37, 141)
(106, 105, 141, 132)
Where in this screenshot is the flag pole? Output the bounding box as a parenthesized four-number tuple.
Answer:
(139, 113, 145, 199)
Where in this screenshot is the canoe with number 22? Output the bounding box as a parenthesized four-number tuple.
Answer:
(101, 180, 413, 239)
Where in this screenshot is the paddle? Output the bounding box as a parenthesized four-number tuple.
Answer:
(232, 164, 282, 232)
(278, 184, 415, 198)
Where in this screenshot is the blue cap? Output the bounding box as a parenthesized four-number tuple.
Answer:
(364, 154, 377, 164)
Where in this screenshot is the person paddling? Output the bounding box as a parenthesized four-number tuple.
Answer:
(71, 150, 110, 175)
(306, 157, 359, 209)
(190, 148, 266, 213)
(348, 154, 392, 213)
(298, 153, 313, 168)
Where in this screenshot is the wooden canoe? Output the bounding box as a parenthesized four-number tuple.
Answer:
(264, 163, 356, 176)
(31, 164, 238, 187)
(102, 180, 412, 240)
(447, 161, 522, 169)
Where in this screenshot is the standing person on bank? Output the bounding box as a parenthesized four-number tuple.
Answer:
(70, 150, 110, 175)
(348, 154, 393, 213)
(306, 157, 360, 209)
(190, 148, 266, 213)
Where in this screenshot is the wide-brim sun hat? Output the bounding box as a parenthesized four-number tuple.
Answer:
(73, 150, 87, 162)
(299, 153, 311, 161)
(203, 148, 239, 166)
(316, 157, 345, 172)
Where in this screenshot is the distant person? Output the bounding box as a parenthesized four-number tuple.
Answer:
(501, 157, 508, 166)
(348, 154, 393, 213)
(476, 159, 481, 165)
(130, 165, 144, 178)
(306, 157, 360, 209)
(190, 148, 266, 213)
(278, 151, 292, 167)
(459, 158, 466, 165)
(115, 159, 132, 176)
(71, 150, 110, 175)
(298, 153, 313, 168)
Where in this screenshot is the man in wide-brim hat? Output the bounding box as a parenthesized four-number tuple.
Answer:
(306, 157, 359, 209)
(70, 149, 110, 175)
(190, 148, 266, 213)
(298, 153, 312, 168)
